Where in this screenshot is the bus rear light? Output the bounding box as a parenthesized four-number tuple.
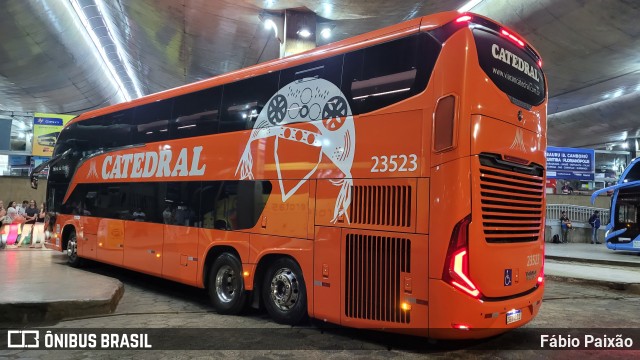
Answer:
(537, 253, 544, 285)
(500, 29, 524, 47)
(442, 215, 482, 299)
(452, 324, 471, 330)
(503, 155, 530, 165)
(456, 15, 472, 23)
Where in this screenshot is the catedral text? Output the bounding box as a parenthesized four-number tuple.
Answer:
(491, 43, 539, 81)
(101, 146, 206, 179)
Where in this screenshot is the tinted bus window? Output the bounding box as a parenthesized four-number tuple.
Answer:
(200, 180, 272, 230)
(162, 182, 201, 226)
(279, 55, 343, 89)
(172, 87, 222, 140)
(473, 28, 545, 107)
(133, 100, 174, 144)
(342, 34, 437, 115)
(221, 72, 280, 133)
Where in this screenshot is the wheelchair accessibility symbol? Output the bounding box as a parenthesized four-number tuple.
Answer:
(504, 269, 512, 286)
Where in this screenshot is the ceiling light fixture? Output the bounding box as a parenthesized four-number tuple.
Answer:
(69, 0, 135, 101)
(298, 29, 312, 38)
(260, 15, 280, 40)
(458, 0, 485, 13)
(320, 27, 332, 39)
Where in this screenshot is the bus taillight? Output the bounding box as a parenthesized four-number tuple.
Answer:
(500, 29, 525, 47)
(537, 252, 544, 285)
(442, 215, 482, 299)
(455, 15, 472, 23)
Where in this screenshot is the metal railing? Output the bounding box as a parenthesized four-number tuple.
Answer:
(546, 204, 609, 226)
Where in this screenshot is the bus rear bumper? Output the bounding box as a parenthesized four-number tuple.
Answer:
(606, 240, 640, 252)
(428, 279, 544, 339)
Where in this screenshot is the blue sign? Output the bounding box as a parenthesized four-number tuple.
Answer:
(34, 117, 63, 126)
(546, 146, 595, 180)
(504, 269, 512, 286)
(8, 155, 29, 166)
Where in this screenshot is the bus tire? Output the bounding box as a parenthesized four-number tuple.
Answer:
(262, 257, 307, 325)
(67, 230, 83, 268)
(208, 253, 248, 315)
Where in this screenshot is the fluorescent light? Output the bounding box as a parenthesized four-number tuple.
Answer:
(177, 125, 197, 129)
(458, 0, 485, 12)
(298, 29, 312, 38)
(69, 0, 136, 101)
(320, 28, 332, 39)
(95, 0, 143, 98)
(263, 19, 278, 38)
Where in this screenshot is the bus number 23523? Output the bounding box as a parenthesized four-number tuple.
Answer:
(371, 154, 418, 173)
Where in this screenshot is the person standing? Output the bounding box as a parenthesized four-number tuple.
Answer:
(560, 211, 571, 243)
(588, 210, 602, 244)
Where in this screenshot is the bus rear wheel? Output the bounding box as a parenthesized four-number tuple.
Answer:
(208, 253, 247, 315)
(262, 257, 307, 325)
(67, 230, 83, 268)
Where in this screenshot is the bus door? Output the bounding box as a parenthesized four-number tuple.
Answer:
(161, 182, 200, 284)
(95, 185, 127, 266)
(77, 188, 99, 259)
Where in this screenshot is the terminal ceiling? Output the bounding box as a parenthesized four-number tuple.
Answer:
(0, 0, 639, 149)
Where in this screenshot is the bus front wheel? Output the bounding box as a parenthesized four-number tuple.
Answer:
(67, 230, 83, 268)
(262, 257, 307, 325)
(208, 253, 248, 315)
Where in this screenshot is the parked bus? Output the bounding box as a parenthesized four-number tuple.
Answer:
(591, 158, 640, 252)
(32, 11, 547, 339)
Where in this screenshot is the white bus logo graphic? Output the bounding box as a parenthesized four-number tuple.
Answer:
(7, 330, 40, 348)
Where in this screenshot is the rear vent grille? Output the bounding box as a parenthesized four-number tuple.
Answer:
(349, 185, 411, 227)
(345, 234, 411, 323)
(479, 154, 544, 243)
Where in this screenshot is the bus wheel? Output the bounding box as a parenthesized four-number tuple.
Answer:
(67, 230, 83, 267)
(262, 257, 307, 325)
(208, 253, 247, 315)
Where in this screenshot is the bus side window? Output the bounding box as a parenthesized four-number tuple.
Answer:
(279, 55, 343, 90)
(133, 100, 174, 144)
(342, 33, 438, 115)
(220, 72, 280, 133)
(172, 87, 222, 140)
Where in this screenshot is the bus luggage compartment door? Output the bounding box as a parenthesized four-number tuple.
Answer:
(96, 219, 124, 266)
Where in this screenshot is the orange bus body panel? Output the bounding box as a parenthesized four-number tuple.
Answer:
(45, 11, 546, 339)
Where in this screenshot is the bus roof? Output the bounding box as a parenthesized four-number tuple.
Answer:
(67, 11, 539, 126)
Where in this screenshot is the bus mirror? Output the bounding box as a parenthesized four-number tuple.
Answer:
(30, 175, 38, 190)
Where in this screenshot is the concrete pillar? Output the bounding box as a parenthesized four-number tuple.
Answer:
(282, 9, 317, 58)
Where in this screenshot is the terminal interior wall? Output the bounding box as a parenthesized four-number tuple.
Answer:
(0, 177, 46, 206)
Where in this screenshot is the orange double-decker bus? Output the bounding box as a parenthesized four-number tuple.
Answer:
(33, 11, 546, 339)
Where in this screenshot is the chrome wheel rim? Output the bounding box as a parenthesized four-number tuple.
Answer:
(215, 265, 237, 303)
(67, 238, 77, 260)
(270, 267, 299, 311)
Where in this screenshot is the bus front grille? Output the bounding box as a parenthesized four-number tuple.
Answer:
(345, 234, 411, 323)
(478, 154, 544, 243)
(349, 185, 412, 227)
